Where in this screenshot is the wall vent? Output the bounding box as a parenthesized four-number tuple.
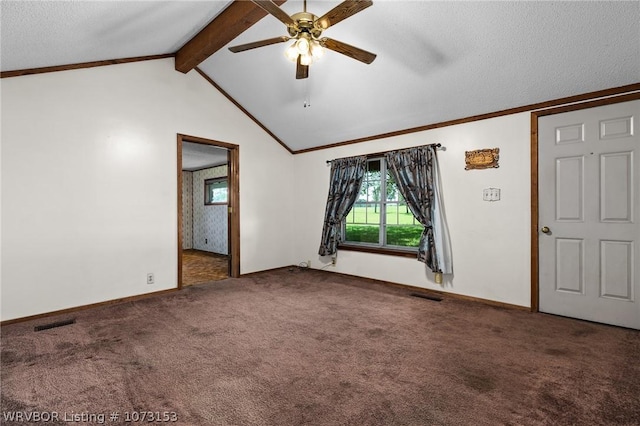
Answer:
(34, 318, 76, 332)
(410, 293, 443, 302)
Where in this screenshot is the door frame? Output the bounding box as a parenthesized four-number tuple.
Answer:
(530, 92, 640, 312)
(177, 134, 240, 288)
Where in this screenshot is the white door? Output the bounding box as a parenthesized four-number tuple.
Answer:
(538, 99, 640, 329)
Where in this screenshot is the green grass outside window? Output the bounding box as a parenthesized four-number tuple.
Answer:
(345, 205, 422, 248)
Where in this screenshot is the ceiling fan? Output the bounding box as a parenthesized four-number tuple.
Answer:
(228, 0, 377, 79)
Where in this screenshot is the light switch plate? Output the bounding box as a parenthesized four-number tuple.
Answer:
(483, 188, 501, 201)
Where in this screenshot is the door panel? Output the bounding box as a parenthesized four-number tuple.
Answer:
(600, 240, 633, 300)
(555, 156, 584, 221)
(555, 238, 584, 294)
(600, 152, 633, 222)
(539, 100, 639, 329)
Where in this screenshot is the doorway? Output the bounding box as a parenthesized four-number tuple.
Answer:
(532, 95, 639, 329)
(177, 134, 240, 288)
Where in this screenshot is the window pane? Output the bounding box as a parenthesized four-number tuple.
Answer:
(386, 225, 423, 247)
(345, 206, 356, 224)
(367, 159, 381, 173)
(365, 202, 379, 224)
(386, 203, 399, 225)
(210, 187, 227, 202)
(398, 203, 416, 225)
(345, 224, 380, 244)
(386, 170, 398, 202)
(205, 178, 228, 204)
(345, 158, 380, 245)
(343, 157, 420, 250)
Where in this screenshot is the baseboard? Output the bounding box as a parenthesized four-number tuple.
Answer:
(2, 266, 529, 325)
(0, 288, 178, 326)
(313, 268, 531, 312)
(3, 265, 289, 325)
(240, 265, 296, 278)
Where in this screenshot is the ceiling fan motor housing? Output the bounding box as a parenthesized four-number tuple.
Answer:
(228, 0, 377, 79)
(288, 12, 323, 39)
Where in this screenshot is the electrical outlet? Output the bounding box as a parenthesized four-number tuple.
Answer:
(331, 257, 337, 266)
(205, 238, 208, 244)
(147, 273, 154, 285)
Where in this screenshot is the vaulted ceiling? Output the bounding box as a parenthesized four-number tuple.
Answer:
(2, 1, 639, 153)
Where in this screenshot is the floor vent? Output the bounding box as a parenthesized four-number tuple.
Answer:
(34, 318, 76, 332)
(410, 292, 443, 302)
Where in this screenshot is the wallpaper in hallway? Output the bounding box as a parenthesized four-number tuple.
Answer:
(193, 165, 228, 255)
(182, 171, 194, 249)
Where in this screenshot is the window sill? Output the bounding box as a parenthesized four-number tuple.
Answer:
(338, 244, 418, 259)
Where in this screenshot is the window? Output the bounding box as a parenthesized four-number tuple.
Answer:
(204, 177, 228, 204)
(342, 158, 422, 252)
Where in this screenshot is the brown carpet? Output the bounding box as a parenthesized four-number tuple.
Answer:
(1, 268, 639, 425)
(182, 249, 228, 286)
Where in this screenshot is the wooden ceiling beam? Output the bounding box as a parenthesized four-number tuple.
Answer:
(175, 0, 287, 74)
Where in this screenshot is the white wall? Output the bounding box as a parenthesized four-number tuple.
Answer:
(1, 58, 534, 320)
(1, 58, 295, 321)
(293, 113, 532, 307)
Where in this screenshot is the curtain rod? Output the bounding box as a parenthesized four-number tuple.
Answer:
(326, 143, 442, 164)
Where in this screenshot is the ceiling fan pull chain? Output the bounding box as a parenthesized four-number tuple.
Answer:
(304, 78, 311, 108)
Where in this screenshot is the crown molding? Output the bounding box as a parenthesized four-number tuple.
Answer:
(0, 54, 174, 79)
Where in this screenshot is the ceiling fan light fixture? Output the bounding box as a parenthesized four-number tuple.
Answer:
(285, 42, 299, 62)
(310, 40, 324, 60)
(299, 52, 313, 66)
(296, 37, 311, 55)
(229, 0, 376, 79)
(285, 36, 324, 65)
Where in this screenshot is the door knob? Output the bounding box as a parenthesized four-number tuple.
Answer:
(541, 226, 551, 234)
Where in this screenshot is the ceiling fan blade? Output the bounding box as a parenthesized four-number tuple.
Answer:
(316, 0, 373, 30)
(253, 0, 295, 26)
(228, 36, 291, 53)
(321, 38, 377, 64)
(296, 56, 309, 79)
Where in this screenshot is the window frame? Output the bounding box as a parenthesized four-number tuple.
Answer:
(339, 157, 421, 257)
(204, 177, 228, 205)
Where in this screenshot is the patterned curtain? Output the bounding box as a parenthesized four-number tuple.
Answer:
(318, 156, 367, 256)
(386, 146, 453, 273)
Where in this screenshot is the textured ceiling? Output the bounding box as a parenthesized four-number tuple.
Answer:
(182, 142, 228, 171)
(0, 1, 229, 70)
(2, 1, 639, 152)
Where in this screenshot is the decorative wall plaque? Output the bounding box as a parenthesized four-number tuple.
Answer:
(465, 148, 499, 170)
